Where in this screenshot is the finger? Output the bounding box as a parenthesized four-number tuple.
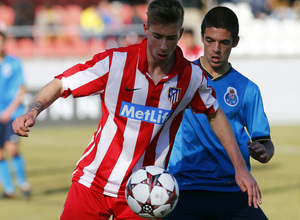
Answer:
(252, 183, 262, 209)
(248, 143, 258, 150)
(17, 126, 30, 137)
(15, 130, 29, 137)
(256, 184, 262, 205)
(252, 184, 258, 209)
(13, 120, 30, 137)
(248, 187, 253, 207)
(254, 148, 264, 154)
(259, 153, 268, 159)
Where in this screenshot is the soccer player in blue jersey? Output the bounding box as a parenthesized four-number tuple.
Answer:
(165, 6, 274, 220)
(0, 31, 30, 199)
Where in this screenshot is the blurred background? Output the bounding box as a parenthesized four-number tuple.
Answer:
(0, 0, 299, 126)
(0, 1, 299, 219)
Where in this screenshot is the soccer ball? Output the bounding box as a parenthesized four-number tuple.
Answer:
(125, 165, 179, 219)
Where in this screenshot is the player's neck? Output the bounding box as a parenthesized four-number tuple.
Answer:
(147, 53, 175, 85)
(200, 56, 230, 79)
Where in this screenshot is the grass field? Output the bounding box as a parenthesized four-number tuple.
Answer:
(0, 124, 299, 219)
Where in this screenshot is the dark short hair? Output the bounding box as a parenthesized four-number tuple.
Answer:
(201, 6, 239, 41)
(147, 0, 184, 27)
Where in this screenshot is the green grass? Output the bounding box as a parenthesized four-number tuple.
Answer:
(251, 125, 300, 219)
(0, 124, 299, 219)
(0, 124, 97, 220)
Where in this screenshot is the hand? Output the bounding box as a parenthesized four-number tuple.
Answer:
(235, 168, 262, 208)
(248, 141, 268, 163)
(12, 113, 36, 137)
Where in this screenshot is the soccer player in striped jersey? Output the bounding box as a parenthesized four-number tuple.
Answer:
(13, 1, 261, 219)
(166, 6, 274, 220)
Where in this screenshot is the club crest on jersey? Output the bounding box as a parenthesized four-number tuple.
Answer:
(168, 87, 181, 104)
(224, 87, 238, 107)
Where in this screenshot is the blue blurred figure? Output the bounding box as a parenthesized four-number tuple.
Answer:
(0, 31, 30, 199)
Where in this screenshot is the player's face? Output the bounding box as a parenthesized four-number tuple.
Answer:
(144, 22, 183, 66)
(201, 27, 239, 72)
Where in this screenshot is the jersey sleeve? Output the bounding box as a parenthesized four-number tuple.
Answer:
(189, 69, 219, 115)
(55, 50, 111, 98)
(243, 80, 271, 141)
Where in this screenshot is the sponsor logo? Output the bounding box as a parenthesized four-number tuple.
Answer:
(168, 87, 181, 104)
(120, 102, 173, 124)
(125, 86, 141, 91)
(224, 87, 238, 106)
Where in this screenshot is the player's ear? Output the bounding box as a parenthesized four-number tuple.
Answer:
(179, 27, 184, 40)
(143, 23, 148, 36)
(233, 36, 239, 48)
(200, 32, 204, 44)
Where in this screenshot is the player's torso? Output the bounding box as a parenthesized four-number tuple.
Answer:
(73, 45, 208, 197)
(0, 56, 23, 114)
(169, 67, 251, 191)
(208, 68, 249, 123)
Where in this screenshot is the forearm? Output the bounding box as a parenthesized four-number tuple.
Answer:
(208, 108, 247, 170)
(26, 78, 63, 119)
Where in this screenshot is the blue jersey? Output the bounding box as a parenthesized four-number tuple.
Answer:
(168, 59, 271, 192)
(0, 55, 25, 120)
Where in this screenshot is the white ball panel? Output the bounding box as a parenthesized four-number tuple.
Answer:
(153, 204, 172, 218)
(150, 186, 169, 206)
(145, 165, 164, 176)
(130, 169, 148, 184)
(132, 183, 150, 203)
(158, 173, 175, 191)
(127, 196, 142, 214)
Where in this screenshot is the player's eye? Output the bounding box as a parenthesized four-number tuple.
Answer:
(167, 36, 178, 41)
(153, 34, 162, 39)
(221, 41, 230, 45)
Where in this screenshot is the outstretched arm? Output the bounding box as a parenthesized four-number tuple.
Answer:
(12, 78, 63, 137)
(207, 108, 262, 208)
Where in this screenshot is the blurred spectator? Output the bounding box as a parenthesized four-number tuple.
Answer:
(13, 0, 35, 40)
(109, 1, 133, 26)
(179, 28, 203, 62)
(292, 0, 300, 19)
(248, 0, 273, 18)
(80, 3, 105, 40)
(0, 3, 15, 29)
(180, 0, 205, 9)
(269, 0, 299, 19)
(131, 4, 145, 25)
(98, 0, 114, 27)
(34, 0, 64, 43)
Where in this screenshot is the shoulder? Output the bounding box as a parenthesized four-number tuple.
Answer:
(229, 67, 263, 96)
(230, 67, 249, 82)
(4, 55, 22, 63)
(2, 55, 23, 72)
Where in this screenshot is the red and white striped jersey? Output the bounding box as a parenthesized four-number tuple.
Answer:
(55, 39, 219, 198)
